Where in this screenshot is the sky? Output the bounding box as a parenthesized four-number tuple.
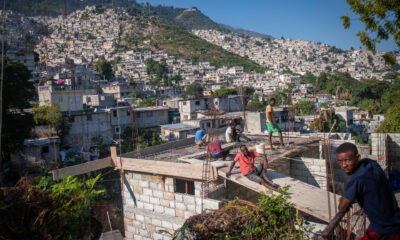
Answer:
(136, 0, 398, 52)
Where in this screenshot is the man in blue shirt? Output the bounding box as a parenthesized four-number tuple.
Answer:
(337, 142, 400, 239)
(195, 128, 209, 147)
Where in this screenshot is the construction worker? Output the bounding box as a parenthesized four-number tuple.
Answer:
(195, 128, 209, 147)
(226, 145, 280, 191)
(266, 98, 284, 149)
(225, 122, 251, 143)
(206, 141, 230, 160)
(337, 142, 400, 239)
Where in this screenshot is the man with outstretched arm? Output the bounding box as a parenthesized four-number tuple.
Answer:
(336, 142, 400, 239)
(226, 145, 280, 191)
(266, 98, 284, 149)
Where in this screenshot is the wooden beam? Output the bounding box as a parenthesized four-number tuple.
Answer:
(119, 157, 215, 181)
(52, 157, 113, 180)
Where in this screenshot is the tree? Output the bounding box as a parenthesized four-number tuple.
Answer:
(211, 88, 238, 98)
(32, 104, 63, 127)
(246, 93, 265, 111)
(377, 103, 400, 133)
(0, 175, 104, 239)
(341, 0, 400, 64)
(138, 98, 156, 107)
(120, 126, 165, 153)
(183, 83, 203, 99)
(94, 56, 112, 80)
(293, 100, 316, 116)
(1, 58, 35, 164)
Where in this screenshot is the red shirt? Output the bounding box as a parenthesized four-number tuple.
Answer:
(234, 151, 260, 176)
(207, 141, 222, 153)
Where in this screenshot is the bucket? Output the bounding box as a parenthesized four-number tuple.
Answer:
(255, 143, 265, 155)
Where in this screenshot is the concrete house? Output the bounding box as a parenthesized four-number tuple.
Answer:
(160, 123, 199, 141)
(178, 99, 209, 121)
(38, 83, 85, 112)
(133, 107, 170, 129)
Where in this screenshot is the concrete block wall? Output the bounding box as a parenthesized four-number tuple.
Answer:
(290, 157, 327, 189)
(122, 172, 221, 240)
(371, 133, 400, 171)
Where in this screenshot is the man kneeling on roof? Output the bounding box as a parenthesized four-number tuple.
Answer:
(337, 142, 400, 239)
(226, 145, 280, 191)
(207, 141, 230, 160)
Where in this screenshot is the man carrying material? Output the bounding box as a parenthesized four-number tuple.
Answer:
(195, 128, 209, 146)
(266, 98, 284, 149)
(337, 142, 400, 239)
(226, 145, 280, 191)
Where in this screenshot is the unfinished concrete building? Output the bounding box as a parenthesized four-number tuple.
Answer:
(51, 132, 400, 239)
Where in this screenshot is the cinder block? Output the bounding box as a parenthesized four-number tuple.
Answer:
(144, 203, 154, 211)
(163, 192, 175, 200)
(150, 197, 160, 205)
(136, 214, 145, 222)
(183, 195, 195, 204)
(137, 201, 144, 208)
(175, 209, 184, 217)
(125, 230, 134, 239)
(135, 234, 143, 240)
(143, 188, 153, 196)
(124, 217, 133, 225)
(126, 225, 138, 234)
(146, 223, 156, 233)
(132, 173, 142, 180)
(164, 207, 175, 216)
(187, 204, 195, 212)
(153, 233, 163, 240)
(166, 184, 174, 192)
(162, 220, 173, 229)
(184, 211, 195, 219)
(139, 195, 150, 203)
(144, 216, 152, 224)
(165, 177, 173, 185)
(310, 166, 321, 172)
(175, 202, 186, 211)
(175, 194, 183, 202)
(133, 186, 143, 194)
(154, 205, 164, 214)
(163, 235, 172, 240)
(139, 180, 149, 188)
(203, 199, 220, 209)
(139, 228, 149, 237)
(153, 190, 163, 198)
(152, 218, 162, 227)
(160, 198, 169, 207)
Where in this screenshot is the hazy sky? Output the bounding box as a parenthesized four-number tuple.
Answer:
(136, 0, 398, 52)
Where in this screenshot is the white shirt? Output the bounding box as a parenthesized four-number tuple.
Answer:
(225, 127, 233, 143)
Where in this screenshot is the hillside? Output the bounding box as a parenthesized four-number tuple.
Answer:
(6, 0, 271, 39)
(118, 15, 267, 72)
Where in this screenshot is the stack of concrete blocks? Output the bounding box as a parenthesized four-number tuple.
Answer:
(122, 172, 221, 240)
(371, 133, 400, 171)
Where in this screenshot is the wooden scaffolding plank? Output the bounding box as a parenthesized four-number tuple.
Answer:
(218, 166, 338, 222)
(52, 157, 113, 180)
(119, 157, 216, 181)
